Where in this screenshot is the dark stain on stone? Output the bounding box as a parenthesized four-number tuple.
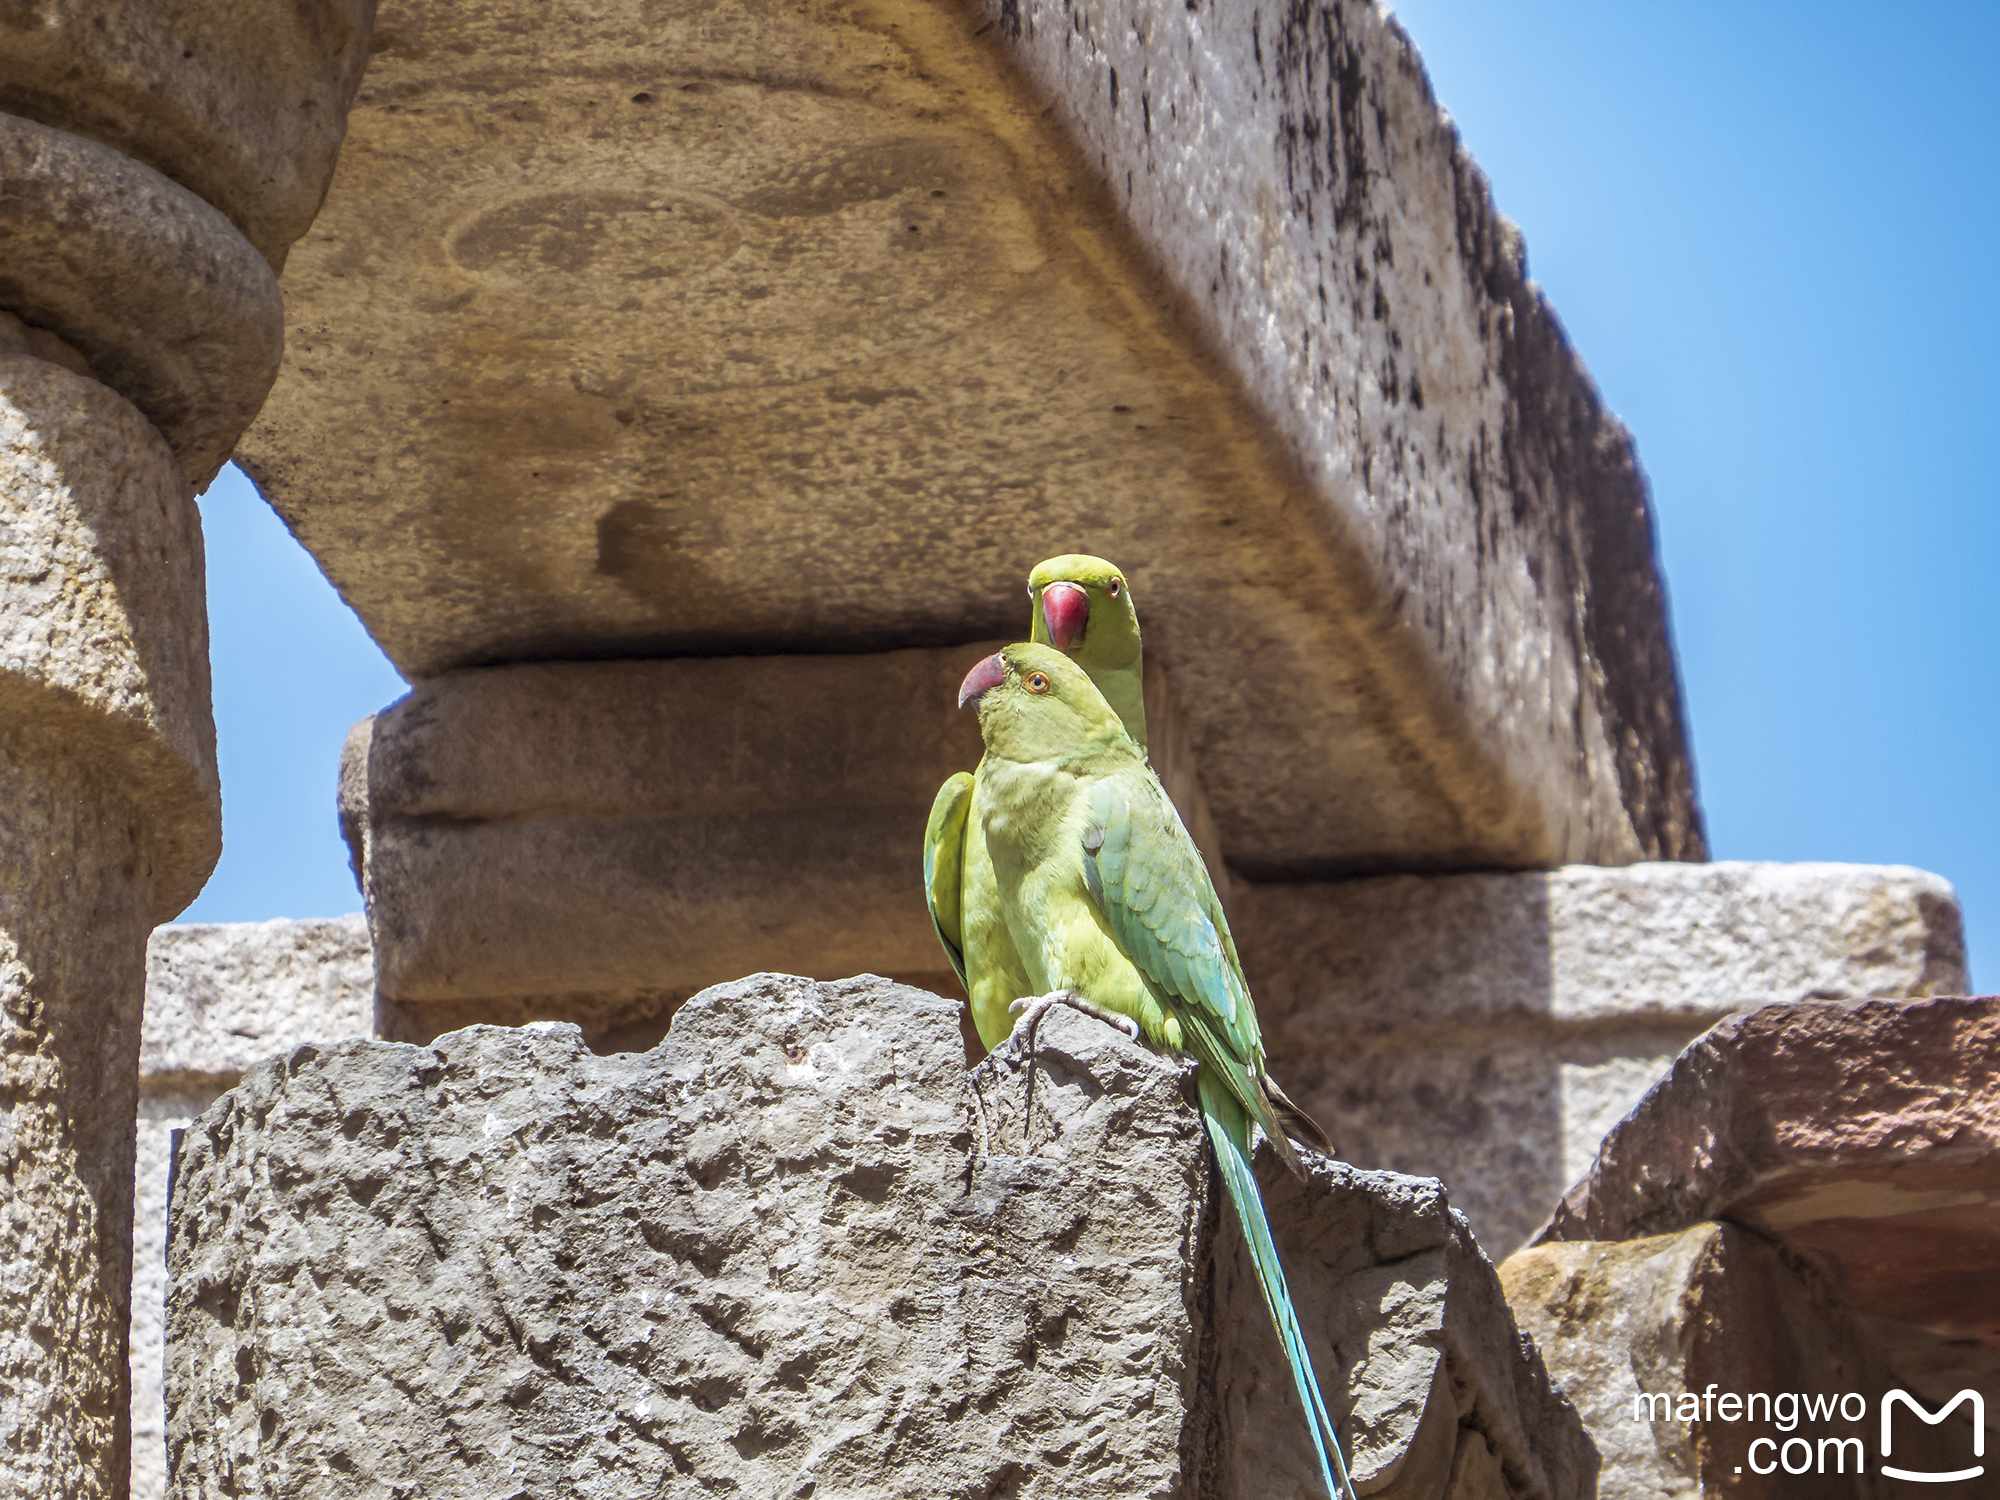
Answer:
(737, 139, 964, 220)
(594, 499, 727, 627)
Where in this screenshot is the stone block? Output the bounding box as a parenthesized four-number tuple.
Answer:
(1232, 863, 1968, 1257)
(0, 115, 284, 486)
(341, 653, 984, 1028)
(0, 354, 217, 918)
(166, 975, 1592, 1498)
(130, 917, 377, 1500)
(341, 650, 1235, 1040)
(1502, 1225, 1990, 1499)
(0, 0, 377, 269)
(238, 0, 1697, 877)
(1538, 994, 2000, 1349)
(142, 916, 375, 1084)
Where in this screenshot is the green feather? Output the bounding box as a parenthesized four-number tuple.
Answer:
(922, 772, 974, 992)
(925, 554, 1148, 1055)
(1201, 1071, 1356, 1500)
(966, 642, 1354, 1500)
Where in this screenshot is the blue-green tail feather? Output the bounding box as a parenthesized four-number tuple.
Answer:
(1199, 1071, 1357, 1500)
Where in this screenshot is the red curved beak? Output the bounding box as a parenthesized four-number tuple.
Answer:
(1041, 581, 1089, 651)
(958, 652, 1007, 709)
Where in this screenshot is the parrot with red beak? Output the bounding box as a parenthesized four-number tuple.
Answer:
(924, 556, 1147, 1050)
(951, 642, 1353, 1500)
(1026, 554, 1145, 747)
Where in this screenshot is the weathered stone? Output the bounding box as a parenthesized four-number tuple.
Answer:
(342, 650, 1232, 1037)
(142, 916, 375, 1084)
(166, 975, 1592, 1498)
(0, 114, 286, 486)
(238, 0, 1698, 878)
(0, 0, 377, 269)
(1538, 995, 2000, 1350)
(342, 653, 983, 1027)
(0, 356, 217, 918)
(1231, 862, 1968, 1257)
(0, 308, 92, 379)
(131, 1088, 217, 1500)
(130, 917, 377, 1500)
(0, 349, 219, 1499)
(1502, 1225, 1989, 1498)
(0, 737, 155, 1499)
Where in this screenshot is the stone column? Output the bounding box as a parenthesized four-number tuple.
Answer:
(0, 352, 218, 1495)
(0, 7, 374, 1491)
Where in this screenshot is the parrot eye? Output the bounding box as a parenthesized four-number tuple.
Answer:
(1108, 578, 1122, 597)
(1025, 672, 1051, 694)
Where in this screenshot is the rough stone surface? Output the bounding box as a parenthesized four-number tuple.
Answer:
(0, 734, 155, 1500)
(344, 653, 984, 1022)
(0, 354, 219, 916)
(0, 0, 377, 269)
(166, 975, 1592, 1498)
(977, 0, 1700, 869)
(142, 916, 375, 1083)
(129, 918, 377, 1500)
(132, 1089, 218, 1500)
(1539, 995, 2000, 1349)
(1502, 1226, 1990, 1499)
(239, 0, 1697, 879)
(0, 307, 92, 379)
(0, 113, 286, 486)
(1232, 862, 1968, 1258)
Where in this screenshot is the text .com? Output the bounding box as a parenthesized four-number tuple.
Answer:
(1631, 1387, 1985, 1481)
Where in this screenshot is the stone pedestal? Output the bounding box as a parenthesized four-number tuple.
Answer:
(165, 975, 1595, 1499)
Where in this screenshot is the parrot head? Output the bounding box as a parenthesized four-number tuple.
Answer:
(958, 642, 1136, 764)
(1027, 555, 1140, 672)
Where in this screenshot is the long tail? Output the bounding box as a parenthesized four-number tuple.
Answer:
(1199, 1069, 1358, 1500)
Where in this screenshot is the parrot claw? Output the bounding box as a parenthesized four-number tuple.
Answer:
(1007, 990, 1143, 1047)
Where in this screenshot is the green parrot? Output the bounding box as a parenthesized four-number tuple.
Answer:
(956, 640, 1353, 1500)
(925, 556, 1146, 1050)
(1026, 553, 1146, 747)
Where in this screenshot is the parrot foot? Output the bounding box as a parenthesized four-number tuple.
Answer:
(1007, 990, 1142, 1049)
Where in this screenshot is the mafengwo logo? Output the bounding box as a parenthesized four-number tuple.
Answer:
(1632, 1386, 1985, 1481)
(1881, 1390, 1986, 1484)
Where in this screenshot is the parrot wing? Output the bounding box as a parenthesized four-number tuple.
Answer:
(1079, 765, 1355, 1500)
(922, 771, 975, 992)
(1077, 767, 1298, 1169)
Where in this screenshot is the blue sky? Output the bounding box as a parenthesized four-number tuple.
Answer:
(184, 1, 1996, 990)
(1384, 0, 1997, 988)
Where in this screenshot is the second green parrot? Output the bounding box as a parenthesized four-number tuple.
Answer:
(956, 641, 1353, 1500)
(925, 556, 1145, 1050)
